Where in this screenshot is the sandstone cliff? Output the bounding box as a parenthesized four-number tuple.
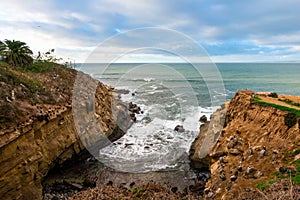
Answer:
(0, 62, 131, 199)
(190, 90, 300, 199)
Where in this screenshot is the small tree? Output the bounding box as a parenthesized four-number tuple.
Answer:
(35, 49, 62, 63)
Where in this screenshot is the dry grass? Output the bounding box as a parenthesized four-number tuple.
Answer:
(237, 179, 300, 200)
(70, 181, 201, 200)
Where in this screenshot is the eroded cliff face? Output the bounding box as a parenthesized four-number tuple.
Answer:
(0, 72, 131, 200)
(0, 108, 82, 199)
(190, 90, 300, 199)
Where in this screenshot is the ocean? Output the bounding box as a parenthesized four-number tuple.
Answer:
(77, 62, 300, 173)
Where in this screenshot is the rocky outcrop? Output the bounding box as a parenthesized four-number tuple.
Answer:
(190, 90, 300, 199)
(0, 75, 131, 200)
(189, 106, 226, 170)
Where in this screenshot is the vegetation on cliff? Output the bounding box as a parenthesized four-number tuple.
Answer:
(0, 39, 135, 200)
(251, 95, 300, 117)
(0, 60, 76, 128)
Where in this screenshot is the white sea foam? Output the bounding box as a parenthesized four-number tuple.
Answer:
(96, 71, 220, 172)
(98, 93, 218, 172)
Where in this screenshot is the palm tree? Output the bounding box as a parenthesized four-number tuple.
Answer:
(0, 39, 33, 67)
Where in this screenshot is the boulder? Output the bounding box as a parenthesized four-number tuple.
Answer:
(174, 125, 185, 132)
(199, 115, 208, 123)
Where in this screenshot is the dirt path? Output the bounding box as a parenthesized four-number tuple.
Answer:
(257, 93, 300, 110)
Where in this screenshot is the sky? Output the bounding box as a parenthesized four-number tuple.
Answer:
(1, 0, 300, 63)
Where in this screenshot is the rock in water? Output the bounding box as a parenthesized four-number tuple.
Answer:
(199, 115, 208, 123)
(174, 125, 185, 132)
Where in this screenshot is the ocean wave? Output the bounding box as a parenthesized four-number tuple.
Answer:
(97, 104, 219, 173)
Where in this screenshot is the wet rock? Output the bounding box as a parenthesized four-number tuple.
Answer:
(174, 125, 185, 132)
(132, 116, 137, 122)
(115, 89, 130, 94)
(124, 143, 134, 148)
(128, 102, 141, 115)
(171, 187, 178, 193)
(199, 115, 208, 123)
(190, 182, 205, 192)
(107, 181, 113, 186)
(83, 179, 96, 188)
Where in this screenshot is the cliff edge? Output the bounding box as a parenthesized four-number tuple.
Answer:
(0, 61, 131, 199)
(190, 90, 300, 199)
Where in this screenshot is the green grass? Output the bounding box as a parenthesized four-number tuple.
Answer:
(130, 187, 145, 196)
(274, 161, 300, 185)
(279, 99, 300, 107)
(0, 63, 44, 94)
(256, 180, 276, 191)
(292, 172, 300, 184)
(251, 96, 300, 117)
(284, 149, 300, 158)
(20, 61, 68, 73)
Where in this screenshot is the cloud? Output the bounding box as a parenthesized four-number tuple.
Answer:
(0, 0, 300, 62)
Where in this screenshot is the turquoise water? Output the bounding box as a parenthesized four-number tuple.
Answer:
(78, 63, 300, 106)
(77, 62, 300, 172)
(218, 63, 300, 97)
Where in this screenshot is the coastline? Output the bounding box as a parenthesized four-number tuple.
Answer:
(1, 59, 299, 199)
(42, 88, 210, 199)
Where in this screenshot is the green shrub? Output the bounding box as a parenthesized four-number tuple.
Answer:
(256, 180, 276, 191)
(268, 92, 278, 98)
(284, 112, 297, 129)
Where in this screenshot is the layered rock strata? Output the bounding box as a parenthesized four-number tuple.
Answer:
(0, 72, 131, 199)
